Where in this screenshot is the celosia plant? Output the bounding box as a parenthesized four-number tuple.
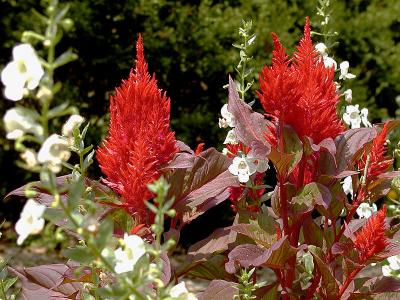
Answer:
(4, 1, 400, 299)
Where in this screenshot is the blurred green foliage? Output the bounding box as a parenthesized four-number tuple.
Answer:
(1, 0, 400, 218)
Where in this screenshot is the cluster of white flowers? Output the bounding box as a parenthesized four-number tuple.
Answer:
(382, 255, 400, 277)
(113, 234, 146, 274)
(228, 153, 268, 183)
(3, 111, 84, 171)
(343, 104, 371, 129)
(314, 43, 356, 103)
(1, 44, 44, 101)
(15, 199, 46, 245)
(218, 104, 238, 145)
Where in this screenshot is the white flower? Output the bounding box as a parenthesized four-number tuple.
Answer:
(388, 255, 400, 271)
(62, 114, 85, 137)
(342, 176, 353, 197)
(37, 134, 71, 173)
(356, 202, 377, 219)
(15, 199, 46, 245)
(343, 105, 371, 128)
(114, 234, 146, 274)
(339, 61, 356, 80)
(170, 282, 197, 300)
(20, 149, 38, 168)
(323, 56, 337, 70)
(218, 104, 235, 128)
(223, 129, 238, 145)
(343, 89, 352, 102)
(3, 107, 43, 139)
(315, 43, 328, 57)
(222, 148, 229, 155)
(228, 154, 257, 183)
(382, 265, 392, 276)
(1, 44, 44, 101)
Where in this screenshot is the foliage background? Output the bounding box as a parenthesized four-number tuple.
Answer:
(1, 0, 400, 232)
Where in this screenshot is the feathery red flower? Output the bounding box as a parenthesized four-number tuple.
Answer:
(97, 35, 177, 222)
(258, 17, 345, 145)
(357, 123, 393, 178)
(354, 206, 389, 263)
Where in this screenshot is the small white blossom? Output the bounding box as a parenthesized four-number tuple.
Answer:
(15, 199, 46, 245)
(382, 265, 392, 276)
(20, 149, 38, 168)
(114, 234, 146, 274)
(343, 105, 371, 128)
(228, 155, 257, 183)
(3, 107, 43, 139)
(315, 43, 328, 57)
(356, 202, 377, 219)
(222, 148, 229, 155)
(388, 255, 400, 271)
(343, 89, 352, 102)
(170, 282, 198, 300)
(323, 56, 337, 70)
(36, 86, 52, 102)
(62, 114, 85, 137)
(339, 61, 356, 80)
(223, 129, 238, 145)
(218, 104, 235, 128)
(1, 44, 44, 101)
(342, 176, 353, 198)
(37, 134, 71, 173)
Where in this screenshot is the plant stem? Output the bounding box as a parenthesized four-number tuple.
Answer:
(338, 267, 362, 298)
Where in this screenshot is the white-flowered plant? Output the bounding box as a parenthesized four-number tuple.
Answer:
(3, 107, 43, 140)
(15, 199, 46, 245)
(323, 56, 337, 70)
(339, 61, 356, 80)
(1, 44, 44, 101)
(229, 154, 257, 183)
(169, 282, 198, 300)
(356, 202, 377, 219)
(223, 129, 238, 144)
(218, 104, 235, 128)
(37, 134, 71, 173)
(343, 104, 372, 128)
(114, 234, 146, 274)
(382, 255, 400, 277)
(315, 42, 328, 56)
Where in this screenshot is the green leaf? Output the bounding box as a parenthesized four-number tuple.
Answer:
(95, 217, 113, 250)
(231, 223, 277, 249)
(67, 177, 84, 209)
(63, 247, 94, 264)
(2, 277, 18, 292)
(291, 182, 331, 214)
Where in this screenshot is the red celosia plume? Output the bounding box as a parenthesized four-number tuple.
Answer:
(97, 35, 177, 222)
(358, 123, 393, 178)
(354, 206, 389, 263)
(258, 17, 345, 145)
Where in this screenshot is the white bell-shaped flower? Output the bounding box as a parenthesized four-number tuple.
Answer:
(339, 61, 356, 80)
(356, 202, 377, 219)
(3, 107, 43, 139)
(15, 199, 46, 245)
(62, 114, 85, 137)
(114, 234, 146, 274)
(343, 89, 352, 102)
(228, 154, 257, 183)
(218, 104, 235, 128)
(223, 129, 238, 145)
(343, 105, 371, 129)
(315, 42, 328, 57)
(1, 44, 44, 101)
(342, 176, 353, 198)
(37, 134, 71, 173)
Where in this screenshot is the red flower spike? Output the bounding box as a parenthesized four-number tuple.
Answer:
(97, 35, 177, 222)
(358, 123, 393, 178)
(258, 17, 345, 145)
(354, 206, 389, 263)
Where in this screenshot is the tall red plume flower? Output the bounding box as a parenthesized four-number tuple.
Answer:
(354, 206, 389, 263)
(258, 17, 345, 145)
(97, 35, 177, 223)
(358, 123, 393, 178)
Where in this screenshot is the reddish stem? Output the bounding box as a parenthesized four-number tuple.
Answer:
(338, 267, 362, 298)
(304, 272, 321, 300)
